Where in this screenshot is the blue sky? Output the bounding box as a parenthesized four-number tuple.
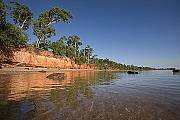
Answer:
(12, 0, 180, 68)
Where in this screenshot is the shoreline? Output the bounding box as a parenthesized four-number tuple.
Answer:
(0, 67, 95, 73)
(0, 67, 146, 74)
(0, 67, 125, 74)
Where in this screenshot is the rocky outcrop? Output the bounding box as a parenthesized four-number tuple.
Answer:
(9, 49, 96, 69)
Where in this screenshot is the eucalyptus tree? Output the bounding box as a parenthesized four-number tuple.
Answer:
(67, 35, 82, 57)
(84, 45, 93, 64)
(33, 20, 55, 48)
(33, 7, 72, 49)
(66, 45, 75, 58)
(0, 0, 28, 57)
(0, 0, 6, 28)
(0, 23, 28, 56)
(79, 49, 87, 63)
(10, 1, 33, 30)
(59, 36, 67, 56)
(49, 36, 67, 56)
(74, 49, 88, 64)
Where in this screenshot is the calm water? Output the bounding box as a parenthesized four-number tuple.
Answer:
(0, 70, 179, 120)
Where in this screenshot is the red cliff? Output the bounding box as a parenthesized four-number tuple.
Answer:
(3, 49, 96, 69)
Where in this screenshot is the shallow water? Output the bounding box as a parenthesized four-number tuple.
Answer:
(0, 70, 179, 120)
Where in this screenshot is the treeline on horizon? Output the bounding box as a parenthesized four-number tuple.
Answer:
(0, 0, 153, 70)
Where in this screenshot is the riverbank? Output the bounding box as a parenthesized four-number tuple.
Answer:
(0, 67, 125, 74)
(0, 67, 95, 73)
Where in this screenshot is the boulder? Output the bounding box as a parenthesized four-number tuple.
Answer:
(46, 73, 65, 80)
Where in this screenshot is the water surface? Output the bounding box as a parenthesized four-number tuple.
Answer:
(0, 70, 179, 120)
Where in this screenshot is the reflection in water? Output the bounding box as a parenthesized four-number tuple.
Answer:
(0, 71, 116, 120)
(0, 71, 115, 101)
(0, 70, 180, 120)
(173, 72, 180, 75)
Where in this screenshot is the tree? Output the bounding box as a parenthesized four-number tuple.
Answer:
(33, 20, 55, 49)
(0, 0, 6, 28)
(0, 23, 28, 56)
(67, 35, 82, 57)
(66, 45, 75, 58)
(49, 36, 67, 56)
(10, 1, 33, 30)
(33, 7, 72, 49)
(0, 0, 28, 58)
(84, 45, 93, 64)
(75, 49, 87, 64)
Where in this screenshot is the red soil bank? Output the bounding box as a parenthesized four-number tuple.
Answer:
(2, 49, 96, 69)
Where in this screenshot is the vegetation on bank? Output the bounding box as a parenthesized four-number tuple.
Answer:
(0, 0, 152, 70)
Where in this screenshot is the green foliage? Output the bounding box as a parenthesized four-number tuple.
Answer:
(48, 35, 89, 64)
(49, 36, 67, 56)
(0, 0, 28, 57)
(0, 23, 28, 55)
(83, 45, 93, 64)
(67, 35, 82, 57)
(47, 34, 93, 65)
(90, 58, 151, 70)
(33, 20, 55, 48)
(33, 7, 72, 49)
(10, 1, 33, 30)
(38, 40, 50, 50)
(0, 0, 6, 27)
(39, 7, 72, 25)
(75, 50, 87, 64)
(66, 45, 75, 58)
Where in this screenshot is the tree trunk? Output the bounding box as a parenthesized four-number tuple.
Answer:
(88, 54, 89, 64)
(20, 19, 27, 29)
(75, 42, 76, 57)
(36, 38, 41, 48)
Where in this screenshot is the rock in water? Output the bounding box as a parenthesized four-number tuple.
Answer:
(127, 71, 139, 74)
(47, 73, 65, 80)
(172, 69, 180, 73)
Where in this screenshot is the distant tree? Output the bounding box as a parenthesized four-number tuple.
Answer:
(10, 1, 33, 30)
(90, 57, 145, 70)
(33, 7, 72, 49)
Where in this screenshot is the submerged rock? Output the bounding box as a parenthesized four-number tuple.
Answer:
(46, 73, 65, 80)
